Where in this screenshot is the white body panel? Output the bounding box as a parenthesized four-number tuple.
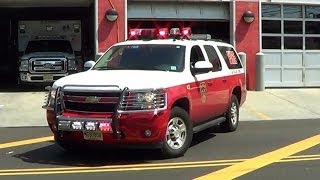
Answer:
(18, 20, 82, 52)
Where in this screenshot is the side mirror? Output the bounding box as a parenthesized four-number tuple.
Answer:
(193, 61, 213, 74)
(84, 60, 95, 71)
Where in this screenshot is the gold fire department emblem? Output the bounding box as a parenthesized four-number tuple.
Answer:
(85, 96, 101, 103)
(200, 82, 207, 103)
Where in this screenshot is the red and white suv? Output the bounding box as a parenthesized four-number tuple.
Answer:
(43, 28, 247, 158)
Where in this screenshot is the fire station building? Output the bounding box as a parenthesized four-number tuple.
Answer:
(99, 0, 320, 90)
(1, 0, 320, 90)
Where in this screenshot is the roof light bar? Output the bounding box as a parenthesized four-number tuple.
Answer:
(128, 27, 197, 40)
(189, 34, 212, 40)
(129, 28, 158, 40)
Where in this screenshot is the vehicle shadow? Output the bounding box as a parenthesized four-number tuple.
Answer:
(0, 85, 47, 92)
(13, 127, 223, 167)
(13, 143, 162, 167)
(191, 125, 228, 147)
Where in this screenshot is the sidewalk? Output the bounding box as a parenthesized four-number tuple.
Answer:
(0, 88, 320, 127)
(240, 88, 320, 121)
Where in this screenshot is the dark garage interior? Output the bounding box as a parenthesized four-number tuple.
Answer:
(0, 0, 95, 90)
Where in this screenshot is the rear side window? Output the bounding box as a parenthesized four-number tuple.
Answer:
(204, 45, 222, 71)
(217, 46, 242, 69)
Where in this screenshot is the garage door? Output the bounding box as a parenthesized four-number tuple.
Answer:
(127, 1, 229, 20)
(262, 3, 320, 87)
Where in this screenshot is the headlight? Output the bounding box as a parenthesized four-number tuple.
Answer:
(120, 89, 167, 111)
(43, 87, 56, 109)
(136, 92, 156, 103)
(19, 60, 29, 71)
(68, 59, 77, 71)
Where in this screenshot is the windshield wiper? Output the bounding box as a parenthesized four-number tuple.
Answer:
(93, 67, 127, 70)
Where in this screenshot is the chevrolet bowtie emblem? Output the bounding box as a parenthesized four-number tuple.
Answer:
(85, 96, 101, 103)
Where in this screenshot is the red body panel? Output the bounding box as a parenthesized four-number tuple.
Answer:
(46, 71, 246, 146)
(47, 110, 170, 144)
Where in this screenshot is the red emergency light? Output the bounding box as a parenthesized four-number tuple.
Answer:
(129, 28, 158, 40)
(181, 27, 192, 38)
(158, 28, 169, 39)
(128, 27, 192, 40)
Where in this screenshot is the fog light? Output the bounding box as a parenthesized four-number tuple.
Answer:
(58, 120, 71, 131)
(99, 122, 113, 133)
(145, 130, 152, 137)
(21, 75, 27, 80)
(71, 121, 84, 130)
(85, 121, 98, 131)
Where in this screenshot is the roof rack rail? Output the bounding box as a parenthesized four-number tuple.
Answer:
(189, 34, 211, 40)
(209, 38, 228, 43)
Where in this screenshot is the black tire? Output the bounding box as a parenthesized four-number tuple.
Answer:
(54, 134, 82, 153)
(220, 95, 239, 132)
(160, 107, 193, 158)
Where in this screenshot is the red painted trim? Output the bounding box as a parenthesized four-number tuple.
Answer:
(98, 0, 125, 53)
(235, 1, 259, 91)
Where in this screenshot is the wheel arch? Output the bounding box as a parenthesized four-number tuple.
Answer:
(232, 86, 241, 105)
(171, 97, 190, 114)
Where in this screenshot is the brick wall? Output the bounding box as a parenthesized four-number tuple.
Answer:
(235, 1, 260, 90)
(98, 0, 125, 53)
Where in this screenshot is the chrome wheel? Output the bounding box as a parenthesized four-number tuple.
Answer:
(230, 101, 238, 125)
(220, 95, 239, 132)
(166, 117, 187, 150)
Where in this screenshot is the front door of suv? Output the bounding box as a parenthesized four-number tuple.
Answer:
(188, 45, 214, 124)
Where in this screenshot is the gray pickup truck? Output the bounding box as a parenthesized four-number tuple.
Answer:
(19, 39, 78, 84)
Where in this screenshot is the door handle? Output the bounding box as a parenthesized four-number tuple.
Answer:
(207, 81, 213, 86)
(222, 79, 227, 83)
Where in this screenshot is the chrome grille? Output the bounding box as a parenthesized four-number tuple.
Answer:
(62, 91, 121, 113)
(30, 58, 67, 73)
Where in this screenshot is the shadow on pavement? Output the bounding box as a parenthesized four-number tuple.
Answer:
(13, 127, 224, 167)
(0, 84, 48, 92)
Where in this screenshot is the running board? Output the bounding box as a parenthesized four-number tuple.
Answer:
(193, 117, 226, 133)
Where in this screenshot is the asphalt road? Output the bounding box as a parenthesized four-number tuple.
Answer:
(0, 119, 320, 180)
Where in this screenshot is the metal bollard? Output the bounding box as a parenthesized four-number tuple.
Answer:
(238, 52, 246, 74)
(255, 52, 265, 91)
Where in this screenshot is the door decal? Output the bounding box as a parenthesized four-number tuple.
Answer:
(200, 82, 207, 103)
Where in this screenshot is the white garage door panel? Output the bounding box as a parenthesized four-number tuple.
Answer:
(282, 52, 303, 66)
(128, 2, 229, 20)
(264, 51, 320, 87)
(265, 68, 282, 83)
(265, 52, 281, 66)
(305, 53, 320, 67)
(283, 68, 303, 82)
(305, 69, 320, 86)
(265, 52, 282, 87)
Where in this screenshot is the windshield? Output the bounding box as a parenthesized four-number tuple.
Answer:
(93, 44, 185, 72)
(25, 40, 73, 54)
